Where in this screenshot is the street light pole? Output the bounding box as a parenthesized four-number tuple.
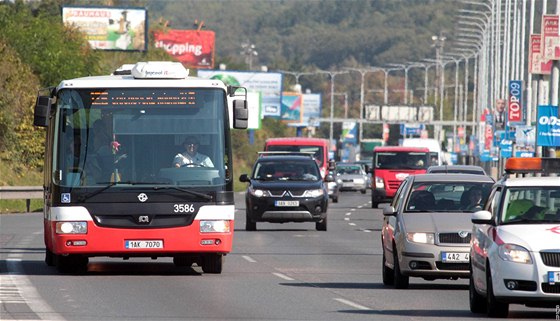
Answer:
(344, 67, 382, 142)
(276, 70, 317, 93)
(317, 70, 348, 146)
(240, 42, 258, 70)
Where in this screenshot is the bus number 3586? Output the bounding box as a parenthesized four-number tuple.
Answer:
(174, 204, 195, 213)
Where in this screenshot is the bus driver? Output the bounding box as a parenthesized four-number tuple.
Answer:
(173, 136, 214, 168)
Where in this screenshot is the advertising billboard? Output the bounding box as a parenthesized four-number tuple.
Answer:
(529, 34, 552, 75)
(302, 93, 322, 126)
(153, 30, 215, 69)
(280, 92, 302, 121)
(536, 105, 560, 147)
(507, 80, 524, 124)
(197, 70, 283, 117)
(62, 6, 147, 51)
(542, 15, 560, 60)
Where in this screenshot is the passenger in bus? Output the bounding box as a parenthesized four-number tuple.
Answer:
(173, 136, 214, 167)
(86, 120, 114, 183)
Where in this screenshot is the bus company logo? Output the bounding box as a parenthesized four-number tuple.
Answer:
(395, 173, 409, 180)
(137, 193, 148, 202)
(137, 215, 151, 224)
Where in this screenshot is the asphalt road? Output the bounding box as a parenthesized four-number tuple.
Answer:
(0, 192, 553, 320)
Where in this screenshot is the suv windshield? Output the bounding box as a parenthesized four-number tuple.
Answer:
(253, 159, 320, 181)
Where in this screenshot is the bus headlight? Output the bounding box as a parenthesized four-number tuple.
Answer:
(498, 244, 532, 264)
(56, 221, 87, 234)
(200, 220, 231, 233)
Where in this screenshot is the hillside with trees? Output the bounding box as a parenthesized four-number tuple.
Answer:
(0, 0, 456, 189)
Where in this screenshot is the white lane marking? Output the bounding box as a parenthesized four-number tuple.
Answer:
(345, 213, 352, 216)
(348, 223, 356, 226)
(272, 272, 294, 281)
(362, 229, 372, 233)
(6, 258, 66, 320)
(334, 298, 370, 310)
(357, 205, 363, 209)
(344, 218, 350, 221)
(242, 255, 257, 263)
(350, 208, 356, 211)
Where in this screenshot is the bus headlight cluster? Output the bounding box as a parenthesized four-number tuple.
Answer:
(200, 220, 231, 233)
(56, 221, 87, 234)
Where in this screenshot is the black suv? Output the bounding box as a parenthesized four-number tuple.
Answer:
(239, 152, 330, 231)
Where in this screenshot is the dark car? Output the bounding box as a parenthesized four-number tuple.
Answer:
(239, 153, 329, 231)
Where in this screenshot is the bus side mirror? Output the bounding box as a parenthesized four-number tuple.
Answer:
(33, 96, 51, 127)
(233, 99, 248, 129)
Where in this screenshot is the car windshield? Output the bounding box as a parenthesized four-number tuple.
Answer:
(501, 187, 560, 224)
(338, 165, 362, 175)
(405, 181, 493, 212)
(253, 160, 320, 181)
(375, 151, 429, 170)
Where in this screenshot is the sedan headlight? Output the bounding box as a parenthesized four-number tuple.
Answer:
(374, 176, 384, 188)
(249, 187, 271, 197)
(200, 220, 231, 233)
(56, 221, 87, 234)
(498, 244, 533, 264)
(303, 189, 324, 197)
(407, 232, 435, 244)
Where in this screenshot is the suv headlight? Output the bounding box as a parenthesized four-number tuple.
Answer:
(498, 244, 532, 264)
(407, 232, 435, 244)
(249, 187, 271, 197)
(303, 189, 324, 197)
(375, 176, 384, 188)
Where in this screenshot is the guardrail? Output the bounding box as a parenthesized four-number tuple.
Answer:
(0, 186, 43, 212)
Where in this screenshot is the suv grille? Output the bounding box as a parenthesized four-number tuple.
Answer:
(540, 251, 560, 267)
(438, 233, 471, 244)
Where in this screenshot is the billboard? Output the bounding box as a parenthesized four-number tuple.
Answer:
(507, 80, 524, 124)
(62, 6, 147, 51)
(280, 92, 302, 121)
(542, 15, 560, 60)
(536, 105, 560, 147)
(197, 70, 283, 117)
(302, 93, 322, 126)
(529, 34, 552, 75)
(153, 30, 215, 69)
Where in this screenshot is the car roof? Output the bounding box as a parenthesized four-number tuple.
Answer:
(412, 173, 495, 183)
(500, 176, 560, 187)
(427, 165, 486, 174)
(374, 146, 430, 152)
(255, 155, 317, 162)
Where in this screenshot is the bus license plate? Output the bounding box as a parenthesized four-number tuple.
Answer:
(548, 271, 560, 284)
(275, 200, 299, 207)
(441, 252, 469, 262)
(125, 240, 163, 249)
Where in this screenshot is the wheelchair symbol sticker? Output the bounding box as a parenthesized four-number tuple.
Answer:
(61, 193, 71, 203)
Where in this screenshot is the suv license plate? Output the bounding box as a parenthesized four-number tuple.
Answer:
(441, 252, 469, 262)
(125, 240, 163, 249)
(548, 271, 560, 284)
(275, 200, 299, 207)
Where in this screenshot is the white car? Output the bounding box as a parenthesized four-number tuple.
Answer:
(469, 157, 560, 317)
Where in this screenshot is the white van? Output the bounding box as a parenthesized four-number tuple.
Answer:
(402, 138, 445, 166)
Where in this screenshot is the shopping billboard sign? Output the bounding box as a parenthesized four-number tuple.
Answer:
(529, 34, 552, 75)
(153, 30, 215, 69)
(542, 15, 560, 60)
(62, 6, 147, 51)
(507, 80, 524, 124)
(536, 105, 560, 147)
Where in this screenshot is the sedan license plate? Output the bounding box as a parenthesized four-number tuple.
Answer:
(548, 271, 560, 284)
(125, 240, 163, 249)
(275, 200, 299, 207)
(441, 252, 469, 263)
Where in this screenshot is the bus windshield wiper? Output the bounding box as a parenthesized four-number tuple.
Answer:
(152, 186, 213, 201)
(78, 181, 172, 202)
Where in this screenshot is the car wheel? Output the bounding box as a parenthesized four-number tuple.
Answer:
(486, 267, 509, 317)
(361, 189, 366, 194)
(316, 216, 327, 231)
(201, 254, 223, 274)
(469, 265, 486, 313)
(333, 195, 339, 203)
(393, 246, 409, 289)
(382, 249, 394, 286)
(245, 210, 256, 231)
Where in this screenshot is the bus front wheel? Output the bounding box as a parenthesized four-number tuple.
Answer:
(201, 254, 223, 274)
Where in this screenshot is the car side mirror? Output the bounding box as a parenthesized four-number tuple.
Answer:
(239, 174, 250, 182)
(382, 206, 397, 216)
(471, 210, 493, 224)
(325, 175, 334, 182)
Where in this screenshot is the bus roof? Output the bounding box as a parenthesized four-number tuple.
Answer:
(57, 75, 227, 90)
(374, 146, 430, 152)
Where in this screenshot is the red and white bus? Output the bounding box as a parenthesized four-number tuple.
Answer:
(264, 137, 330, 178)
(33, 61, 248, 273)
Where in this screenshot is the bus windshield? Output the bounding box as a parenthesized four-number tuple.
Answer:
(374, 151, 429, 170)
(54, 88, 229, 188)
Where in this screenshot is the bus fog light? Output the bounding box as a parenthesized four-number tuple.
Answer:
(56, 222, 87, 234)
(200, 220, 231, 233)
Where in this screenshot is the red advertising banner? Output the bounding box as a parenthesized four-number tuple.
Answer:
(529, 34, 552, 75)
(542, 15, 560, 60)
(153, 30, 215, 69)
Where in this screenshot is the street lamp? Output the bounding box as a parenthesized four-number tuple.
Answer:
(276, 70, 317, 93)
(240, 42, 258, 70)
(316, 70, 348, 145)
